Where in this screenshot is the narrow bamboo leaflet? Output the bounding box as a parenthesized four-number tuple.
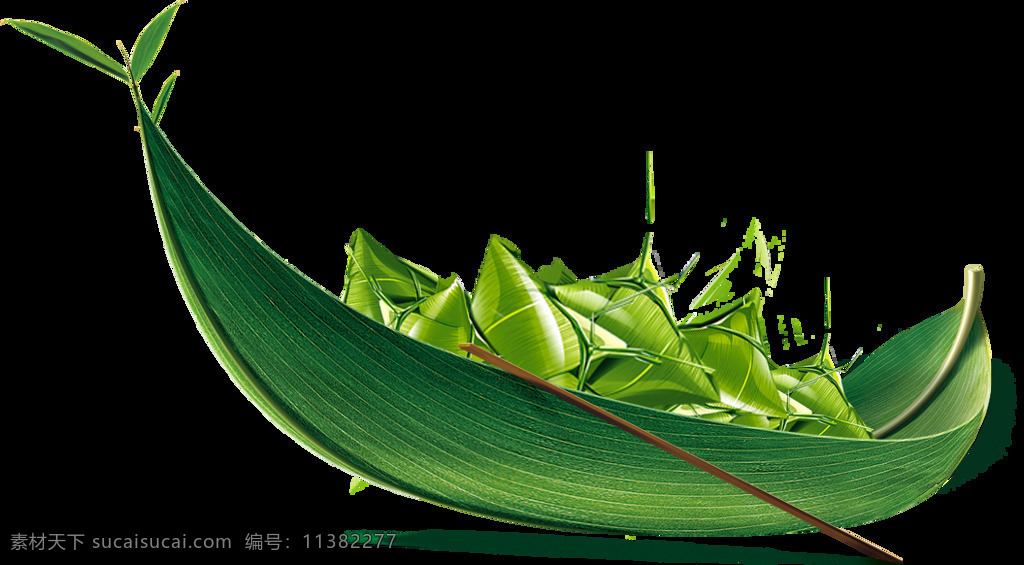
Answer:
(151, 70, 179, 125)
(4, 18, 129, 83)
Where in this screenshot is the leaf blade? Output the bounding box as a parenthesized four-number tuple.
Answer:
(4, 19, 128, 83)
(151, 69, 179, 125)
(129, 1, 182, 83)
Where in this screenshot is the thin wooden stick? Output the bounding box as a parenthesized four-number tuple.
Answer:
(459, 343, 903, 564)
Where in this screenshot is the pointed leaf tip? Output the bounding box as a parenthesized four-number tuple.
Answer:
(349, 476, 370, 495)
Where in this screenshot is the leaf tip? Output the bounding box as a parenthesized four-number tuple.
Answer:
(173, 69, 180, 76)
(1, 19, 7, 26)
(348, 476, 370, 495)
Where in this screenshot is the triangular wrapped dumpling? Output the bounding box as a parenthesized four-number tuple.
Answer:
(400, 274, 490, 360)
(341, 228, 440, 325)
(470, 235, 581, 379)
(771, 352, 872, 438)
(548, 234, 718, 409)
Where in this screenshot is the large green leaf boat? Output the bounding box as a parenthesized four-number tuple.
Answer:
(4, 1, 991, 538)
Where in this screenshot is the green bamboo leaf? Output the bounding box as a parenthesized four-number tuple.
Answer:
(131, 96, 991, 534)
(129, 1, 183, 83)
(470, 235, 580, 379)
(3, 18, 128, 83)
(151, 69, 179, 125)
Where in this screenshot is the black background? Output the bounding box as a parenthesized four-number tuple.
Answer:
(4, 2, 1017, 563)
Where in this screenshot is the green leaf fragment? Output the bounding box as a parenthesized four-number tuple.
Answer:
(792, 317, 808, 346)
(4, 19, 129, 83)
(690, 217, 784, 308)
(537, 257, 578, 285)
(349, 476, 371, 495)
(130, 1, 183, 83)
(777, 315, 791, 351)
(690, 246, 741, 310)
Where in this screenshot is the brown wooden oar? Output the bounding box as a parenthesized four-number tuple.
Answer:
(459, 343, 903, 563)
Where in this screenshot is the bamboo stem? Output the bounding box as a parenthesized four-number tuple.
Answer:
(819, 276, 832, 364)
(645, 151, 655, 224)
(460, 343, 904, 563)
